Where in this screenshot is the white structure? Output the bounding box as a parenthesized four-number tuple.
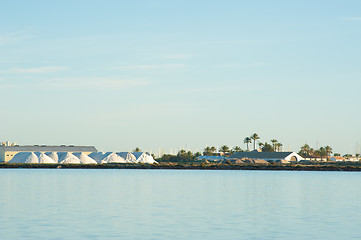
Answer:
(73, 152, 98, 164)
(133, 152, 157, 164)
(58, 152, 82, 164)
(230, 151, 304, 162)
(101, 153, 126, 163)
(9, 152, 39, 163)
(35, 152, 57, 163)
(117, 152, 137, 163)
(45, 152, 59, 163)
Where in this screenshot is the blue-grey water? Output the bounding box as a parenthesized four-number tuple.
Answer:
(1, 169, 361, 240)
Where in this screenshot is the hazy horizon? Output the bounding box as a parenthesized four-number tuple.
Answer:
(1, 1, 360, 155)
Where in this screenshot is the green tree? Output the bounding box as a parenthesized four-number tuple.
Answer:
(261, 142, 274, 152)
(219, 145, 230, 156)
(324, 146, 333, 161)
(210, 146, 217, 155)
(250, 133, 260, 150)
(133, 147, 141, 152)
(244, 137, 252, 151)
(275, 143, 283, 152)
(232, 146, 242, 153)
(299, 144, 312, 157)
(203, 147, 211, 156)
(270, 139, 278, 150)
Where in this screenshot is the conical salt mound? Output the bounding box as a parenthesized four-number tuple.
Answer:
(45, 152, 59, 163)
(9, 152, 39, 163)
(101, 152, 126, 163)
(88, 152, 110, 163)
(73, 152, 97, 164)
(58, 152, 81, 164)
(35, 152, 57, 164)
(132, 152, 157, 164)
(117, 152, 137, 163)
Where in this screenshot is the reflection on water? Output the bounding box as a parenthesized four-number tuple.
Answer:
(1, 169, 361, 239)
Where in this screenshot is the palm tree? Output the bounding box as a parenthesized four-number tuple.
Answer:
(232, 146, 242, 153)
(324, 146, 332, 161)
(258, 142, 264, 150)
(318, 147, 326, 161)
(219, 145, 230, 156)
(210, 146, 216, 154)
(203, 146, 211, 156)
(244, 137, 252, 151)
(300, 144, 311, 157)
(250, 133, 260, 150)
(270, 139, 278, 150)
(275, 143, 283, 152)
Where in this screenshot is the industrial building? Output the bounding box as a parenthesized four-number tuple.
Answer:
(0, 145, 98, 162)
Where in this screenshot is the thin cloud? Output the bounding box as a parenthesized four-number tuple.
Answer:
(0, 77, 151, 90)
(163, 54, 193, 59)
(46, 77, 151, 89)
(339, 17, 361, 21)
(2, 66, 69, 74)
(0, 30, 33, 46)
(116, 64, 186, 70)
(216, 62, 266, 68)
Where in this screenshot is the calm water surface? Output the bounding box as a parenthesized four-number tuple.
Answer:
(1, 169, 360, 239)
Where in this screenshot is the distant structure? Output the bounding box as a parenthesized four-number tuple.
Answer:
(230, 150, 303, 162)
(0, 145, 98, 162)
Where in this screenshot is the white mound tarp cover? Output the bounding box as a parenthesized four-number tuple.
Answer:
(35, 152, 57, 163)
(45, 152, 59, 163)
(132, 152, 157, 164)
(58, 152, 81, 164)
(88, 152, 112, 163)
(73, 152, 97, 164)
(101, 152, 126, 163)
(117, 152, 137, 163)
(9, 152, 39, 163)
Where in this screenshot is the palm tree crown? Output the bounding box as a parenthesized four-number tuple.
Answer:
(250, 133, 260, 150)
(244, 137, 252, 151)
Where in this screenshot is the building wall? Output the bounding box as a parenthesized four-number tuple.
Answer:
(4, 151, 20, 162)
(0, 148, 5, 162)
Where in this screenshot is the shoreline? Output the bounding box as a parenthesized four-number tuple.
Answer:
(1, 163, 361, 171)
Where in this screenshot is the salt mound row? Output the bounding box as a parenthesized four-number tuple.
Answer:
(73, 152, 97, 164)
(88, 152, 112, 163)
(101, 152, 126, 163)
(35, 152, 57, 164)
(57, 152, 81, 164)
(9, 152, 39, 163)
(132, 152, 157, 164)
(45, 152, 59, 163)
(117, 152, 137, 163)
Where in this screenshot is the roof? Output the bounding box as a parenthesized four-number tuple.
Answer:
(2, 145, 98, 152)
(230, 151, 295, 159)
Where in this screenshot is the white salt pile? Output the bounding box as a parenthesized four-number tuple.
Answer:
(101, 152, 126, 163)
(58, 152, 81, 164)
(132, 152, 157, 164)
(35, 152, 57, 164)
(73, 152, 97, 164)
(45, 152, 59, 163)
(9, 152, 39, 163)
(117, 152, 137, 163)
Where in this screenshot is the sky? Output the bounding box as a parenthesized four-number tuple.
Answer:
(0, 0, 361, 155)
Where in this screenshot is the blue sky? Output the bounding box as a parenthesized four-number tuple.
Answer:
(1, 0, 360, 155)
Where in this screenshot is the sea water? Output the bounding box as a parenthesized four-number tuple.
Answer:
(0, 169, 360, 239)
